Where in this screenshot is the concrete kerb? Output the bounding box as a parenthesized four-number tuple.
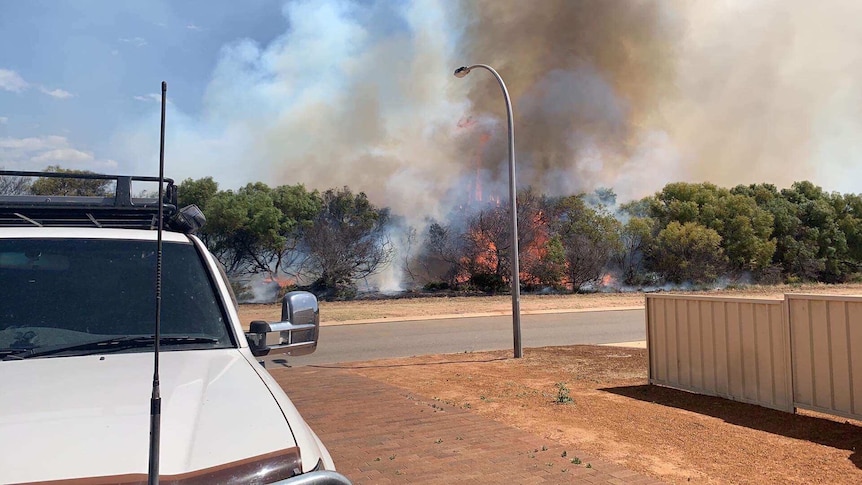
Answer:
(599, 340, 647, 349)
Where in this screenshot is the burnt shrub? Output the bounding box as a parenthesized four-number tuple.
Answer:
(423, 281, 452, 292)
(754, 265, 783, 285)
(469, 272, 506, 294)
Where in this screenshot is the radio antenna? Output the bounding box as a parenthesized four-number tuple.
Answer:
(147, 81, 167, 485)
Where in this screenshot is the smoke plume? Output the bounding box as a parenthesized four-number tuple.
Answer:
(663, 0, 862, 192)
(457, 0, 682, 201)
(114, 0, 862, 229)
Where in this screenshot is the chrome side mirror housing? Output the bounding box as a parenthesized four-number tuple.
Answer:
(246, 291, 320, 357)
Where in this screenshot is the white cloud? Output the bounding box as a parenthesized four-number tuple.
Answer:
(0, 69, 74, 99)
(134, 93, 160, 102)
(0, 116, 8, 124)
(39, 87, 74, 99)
(0, 135, 68, 150)
(0, 69, 29, 93)
(31, 148, 94, 164)
(119, 37, 148, 47)
(0, 135, 115, 171)
(186, 23, 203, 31)
(133, 93, 171, 105)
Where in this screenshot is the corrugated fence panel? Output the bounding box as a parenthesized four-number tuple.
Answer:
(646, 294, 792, 412)
(850, 302, 862, 417)
(712, 301, 729, 396)
(788, 294, 862, 420)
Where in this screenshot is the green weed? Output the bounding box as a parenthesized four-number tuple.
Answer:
(555, 382, 574, 404)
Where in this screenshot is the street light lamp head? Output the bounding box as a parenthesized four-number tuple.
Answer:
(454, 66, 471, 78)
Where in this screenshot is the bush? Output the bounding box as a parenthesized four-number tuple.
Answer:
(423, 281, 452, 292)
(846, 273, 862, 283)
(469, 273, 506, 294)
(309, 279, 358, 301)
(230, 279, 254, 302)
(626, 271, 662, 287)
(754, 265, 783, 285)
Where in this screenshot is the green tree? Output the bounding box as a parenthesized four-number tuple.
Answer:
(835, 193, 862, 271)
(525, 234, 566, 288)
(177, 177, 219, 211)
(782, 182, 849, 282)
(205, 186, 284, 275)
(301, 187, 392, 297)
(29, 166, 112, 196)
(0, 172, 30, 195)
(738, 181, 851, 282)
(203, 182, 320, 277)
(650, 182, 775, 274)
(613, 216, 655, 285)
(547, 195, 622, 292)
(714, 193, 776, 272)
(732, 183, 797, 281)
(652, 221, 727, 284)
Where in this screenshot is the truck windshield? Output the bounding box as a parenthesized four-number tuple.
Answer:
(0, 238, 232, 356)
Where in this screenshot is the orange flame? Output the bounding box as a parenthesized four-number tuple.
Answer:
(262, 275, 296, 288)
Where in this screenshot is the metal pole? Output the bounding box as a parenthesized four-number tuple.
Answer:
(148, 80, 167, 485)
(454, 64, 522, 358)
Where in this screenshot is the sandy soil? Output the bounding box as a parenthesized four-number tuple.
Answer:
(339, 346, 862, 484)
(237, 283, 862, 483)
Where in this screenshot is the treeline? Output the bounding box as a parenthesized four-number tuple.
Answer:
(179, 176, 862, 296)
(5, 167, 862, 299)
(2, 168, 392, 299)
(176, 178, 392, 299)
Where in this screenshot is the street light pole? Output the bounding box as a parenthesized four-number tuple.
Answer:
(454, 64, 522, 358)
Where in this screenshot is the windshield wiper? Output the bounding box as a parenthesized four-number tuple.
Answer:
(1, 335, 220, 360)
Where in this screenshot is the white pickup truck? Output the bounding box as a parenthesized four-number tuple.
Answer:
(0, 171, 351, 485)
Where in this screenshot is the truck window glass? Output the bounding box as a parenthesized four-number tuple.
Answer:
(0, 238, 232, 351)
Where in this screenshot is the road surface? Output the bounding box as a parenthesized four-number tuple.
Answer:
(270, 309, 645, 366)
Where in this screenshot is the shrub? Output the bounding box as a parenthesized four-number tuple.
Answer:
(469, 272, 507, 294)
(423, 281, 451, 292)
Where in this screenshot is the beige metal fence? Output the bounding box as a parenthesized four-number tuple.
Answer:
(646, 294, 793, 412)
(787, 294, 862, 420)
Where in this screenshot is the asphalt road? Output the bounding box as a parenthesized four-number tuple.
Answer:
(271, 308, 645, 366)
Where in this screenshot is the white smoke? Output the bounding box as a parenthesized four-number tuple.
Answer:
(663, 0, 862, 193)
(108, 0, 862, 292)
(114, 0, 475, 228)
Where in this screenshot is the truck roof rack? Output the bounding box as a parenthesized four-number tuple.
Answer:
(0, 170, 180, 231)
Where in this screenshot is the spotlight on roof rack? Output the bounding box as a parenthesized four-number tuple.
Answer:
(171, 204, 206, 234)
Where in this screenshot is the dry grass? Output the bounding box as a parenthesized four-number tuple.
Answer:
(238, 282, 862, 327)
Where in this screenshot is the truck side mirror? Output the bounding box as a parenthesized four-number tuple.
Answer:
(246, 291, 320, 357)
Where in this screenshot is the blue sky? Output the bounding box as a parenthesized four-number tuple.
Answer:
(0, 0, 293, 171)
(2, 0, 862, 217)
(0, 0, 467, 216)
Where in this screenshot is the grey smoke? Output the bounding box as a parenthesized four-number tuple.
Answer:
(113, 0, 862, 236)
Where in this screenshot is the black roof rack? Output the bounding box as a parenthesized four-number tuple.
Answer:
(0, 170, 179, 231)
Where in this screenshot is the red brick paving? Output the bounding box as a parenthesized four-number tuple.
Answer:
(271, 365, 664, 484)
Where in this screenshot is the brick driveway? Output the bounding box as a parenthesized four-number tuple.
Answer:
(271, 365, 663, 484)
